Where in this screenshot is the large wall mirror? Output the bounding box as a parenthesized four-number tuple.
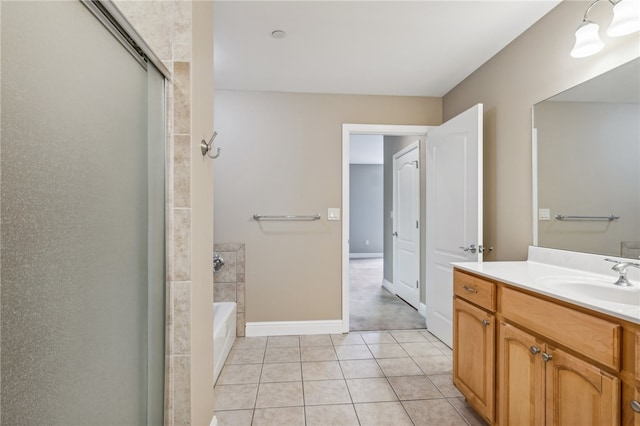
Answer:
(533, 57, 639, 259)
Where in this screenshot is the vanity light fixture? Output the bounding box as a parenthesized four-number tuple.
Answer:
(608, 0, 640, 36)
(571, 20, 605, 57)
(571, 0, 640, 58)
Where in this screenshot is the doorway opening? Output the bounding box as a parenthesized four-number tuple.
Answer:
(342, 105, 484, 345)
(343, 125, 429, 332)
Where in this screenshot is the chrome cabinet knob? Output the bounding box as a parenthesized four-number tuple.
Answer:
(530, 346, 541, 355)
(481, 319, 490, 326)
(631, 400, 640, 413)
(541, 352, 553, 362)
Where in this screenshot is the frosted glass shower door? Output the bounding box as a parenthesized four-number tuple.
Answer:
(1, 1, 165, 424)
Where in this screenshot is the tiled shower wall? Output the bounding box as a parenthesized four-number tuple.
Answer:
(214, 243, 246, 337)
(113, 2, 193, 425)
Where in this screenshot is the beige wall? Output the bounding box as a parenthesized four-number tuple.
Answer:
(190, 2, 214, 425)
(214, 91, 440, 322)
(443, 0, 639, 261)
(536, 101, 640, 256)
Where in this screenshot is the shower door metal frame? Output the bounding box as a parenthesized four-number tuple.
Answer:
(80, 2, 171, 424)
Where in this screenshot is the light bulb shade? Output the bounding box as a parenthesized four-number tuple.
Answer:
(607, 0, 640, 37)
(570, 21, 604, 58)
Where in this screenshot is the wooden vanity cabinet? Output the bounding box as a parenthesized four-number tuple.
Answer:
(622, 330, 640, 426)
(453, 271, 496, 424)
(622, 383, 640, 425)
(497, 322, 544, 425)
(546, 345, 619, 426)
(453, 268, 633, 426)
(499, 322, 619, 425)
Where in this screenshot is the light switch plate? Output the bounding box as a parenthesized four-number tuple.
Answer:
(328, 208, 340, 221)
(539, 208, 550, 221)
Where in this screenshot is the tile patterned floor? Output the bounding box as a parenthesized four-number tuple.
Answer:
(214, 330, 487, 426)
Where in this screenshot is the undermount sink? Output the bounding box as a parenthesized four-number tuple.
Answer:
(536, 276, 640, 307)
(553, 282, 640, 305)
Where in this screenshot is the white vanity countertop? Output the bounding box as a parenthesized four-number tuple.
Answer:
(452, 249, 640, 325)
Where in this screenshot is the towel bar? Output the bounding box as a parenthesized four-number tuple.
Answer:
(253, 214, 321, 221)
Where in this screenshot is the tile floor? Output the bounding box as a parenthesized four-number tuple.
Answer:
(214, 329, 487, 426)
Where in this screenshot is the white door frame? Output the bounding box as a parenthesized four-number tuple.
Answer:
(341, 124, 430, 332)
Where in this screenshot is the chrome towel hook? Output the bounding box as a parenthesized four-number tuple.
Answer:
(201, 131, 221, 159)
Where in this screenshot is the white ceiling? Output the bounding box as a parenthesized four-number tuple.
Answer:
(213, 1, 561, 97)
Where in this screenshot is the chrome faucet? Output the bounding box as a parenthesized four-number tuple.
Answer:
(604, 259, 640, 287)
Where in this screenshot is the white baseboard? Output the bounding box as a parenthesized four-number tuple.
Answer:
(349, 253, 383, 259)
(246, 320, 344, 337)
(382, 278, 395, 293)
(419, 303, 427, 318)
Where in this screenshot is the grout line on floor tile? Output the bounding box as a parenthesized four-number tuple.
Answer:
(215, 329, 470, 425)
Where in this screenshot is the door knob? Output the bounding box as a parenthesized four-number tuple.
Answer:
(459, 244, 477, 254)
(393, 232, 398, 237)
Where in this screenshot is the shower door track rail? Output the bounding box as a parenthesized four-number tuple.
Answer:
(81, 0, 171, 79)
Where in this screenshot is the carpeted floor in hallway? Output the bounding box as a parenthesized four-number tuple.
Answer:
(349, 258, 426, 331)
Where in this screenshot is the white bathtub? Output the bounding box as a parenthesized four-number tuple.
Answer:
(213, 302, 237, 385)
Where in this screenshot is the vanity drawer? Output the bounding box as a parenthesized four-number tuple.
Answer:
(501, 287, 621, 370)
(454, 270, 496, 312)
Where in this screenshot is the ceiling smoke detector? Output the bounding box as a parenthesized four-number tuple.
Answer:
(271, 30, 287, 39)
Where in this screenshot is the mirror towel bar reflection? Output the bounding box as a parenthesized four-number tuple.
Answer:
(555, 214, 620, 221)
(533, 57, 639, 257)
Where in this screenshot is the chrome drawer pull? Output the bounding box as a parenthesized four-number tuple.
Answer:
(462, 285, 478, 293)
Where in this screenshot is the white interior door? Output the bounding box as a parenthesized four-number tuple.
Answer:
(425, 104, 483, 347)
(393, 142, 420, 309)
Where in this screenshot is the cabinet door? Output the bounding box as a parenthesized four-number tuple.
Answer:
(622, 383, 640, 426)
(545, 347, 620, 426)
(453, 298, 495, 423)
(497, 322, 545, 426)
